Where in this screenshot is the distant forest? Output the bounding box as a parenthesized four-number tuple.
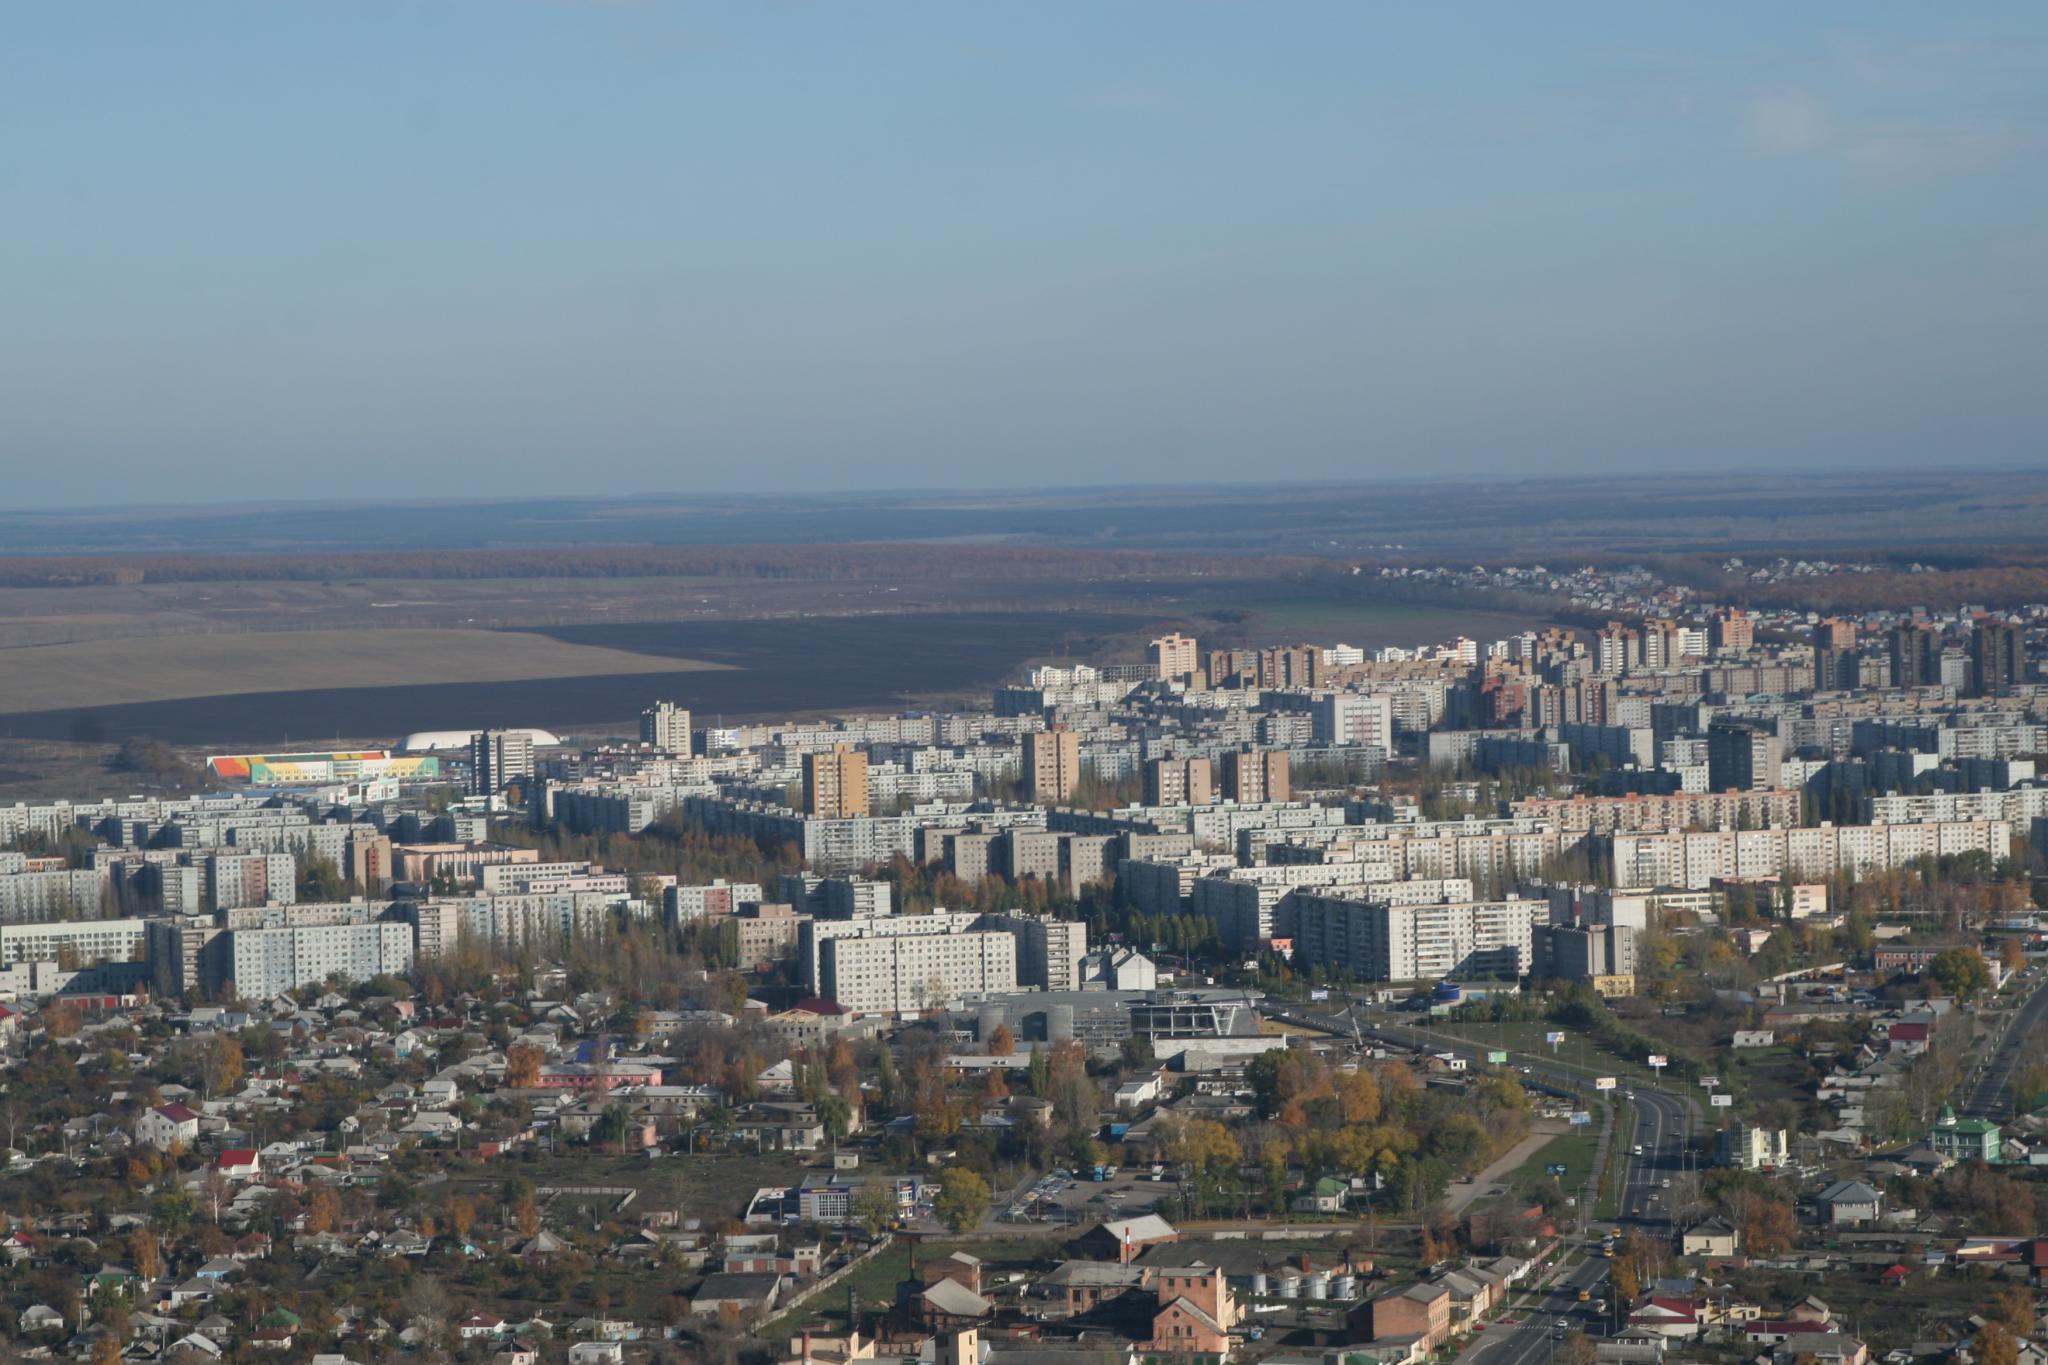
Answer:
(0, 544, 1324, 589)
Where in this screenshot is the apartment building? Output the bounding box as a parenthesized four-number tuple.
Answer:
(1143, 757, 1213, 807)
(803, 745, 870, 819)
(1613, 819, 2013, 889)
(1024, 727, 1083, 805)
(817, 923, 1018, 1014)
(470, 728, 536, 795)
(1147, 633, 1200, 682)
(1293, 894, 1547, 983)
(1222, 749, 1290, 804)
(224, 920, 415, 998)
(640, 700, 693, 752)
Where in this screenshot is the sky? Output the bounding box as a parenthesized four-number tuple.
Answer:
(3, 3, 2046, 507)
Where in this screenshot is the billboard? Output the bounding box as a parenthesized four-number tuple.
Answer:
(1647, 1054, 1668, 1067)
(1487, 1050, 1509, 1065)
(1310, 988, 1329, 1001)
(209, 751, 442, 785)
(1711, 1094, 1733, 1108)
(1570, 1111, 1592, 1126)
(1595, 1076, 1617, 1091)
(1544, 1031, 1566, 1046)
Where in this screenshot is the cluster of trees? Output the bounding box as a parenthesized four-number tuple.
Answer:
(1148, 1051, 1531, 1223)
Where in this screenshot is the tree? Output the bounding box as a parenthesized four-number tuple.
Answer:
(987, 1024, 1015, 1057)
(1336, 1067, 1382, 1124)
(1027, 1044, 1050, 1099)
(933, 1168, 990, 1234)
(443, 1194, 476, 1240)
(514, 1192, 542, 1237)
(306, 1188, 341, 1235)
(129, 1228, 160, 1281)
(1976, 1325, 2021, 1365)
(2015, 1062, 2048, 1115)
(203, 1034, 244, 1097)
(1165, 1118, 1241, 1173)
(2001, 939, 2028, 975)
(852, 1182, 898, 1238)
(1929, 947, 1992, 1002)
(504, 1043, 543, 1089)
(1992, 1287, 2036, 1340)
(1563, 1332, 1598, 1365)
(90, 1336, 121, 1365)
(1743, 1196, 1798, 1257)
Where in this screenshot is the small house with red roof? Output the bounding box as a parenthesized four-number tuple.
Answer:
(216, 1149, 262, 1181)
(138, 1103, 202, 1153)
(1628, 1298, 1700, 1339)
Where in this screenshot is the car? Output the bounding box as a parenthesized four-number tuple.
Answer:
(1577, 1290, 1590, 1302)
(1519, 1065, 1534, 1074)
(1556, 1319, 1570, 1331)
(1631, 1206, 1642, 1217)
(1660, 1178, 1671, 1188)
(1631, 1144, 1643, 1155)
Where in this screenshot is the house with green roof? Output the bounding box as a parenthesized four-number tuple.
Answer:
(1931, 1106, 2001, 1163)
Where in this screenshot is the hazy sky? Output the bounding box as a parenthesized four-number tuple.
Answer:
(5, 3, 2046, 506)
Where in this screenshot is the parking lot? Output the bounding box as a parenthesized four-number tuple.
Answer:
(1002, 1165, 1172, 1227)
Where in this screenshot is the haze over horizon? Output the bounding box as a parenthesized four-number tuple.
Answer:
(5, 2, 2046, 507)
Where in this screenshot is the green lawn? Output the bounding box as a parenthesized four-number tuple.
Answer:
(761, 1241, 911, 1336)
(1505, 1130, 1600, 1194)
(1594, 1102, 1635, 1223)
(1426, 1019, 1660, 1083)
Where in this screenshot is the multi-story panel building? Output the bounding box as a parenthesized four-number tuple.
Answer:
(1147, 633, 1200, 682)
(1613, 819, 2011, 889)
(221, 920, 414, 998)
(1143, 757, 1213, 807)
(470, 728, 536, 795)
(1293, 895, 1547, 983)
(1223, 749, 1290, 804)
(802, 745, 870, 819)
(818, 925, 1018, 1014)
(640, 700, 693, 752)
(1024, 727, 1082, 805)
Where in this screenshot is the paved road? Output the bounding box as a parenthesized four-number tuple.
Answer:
(1961, 973, 2048, 1120)
(1258, 999, 1696, 1354)
(1460, 1255, 1612, 1365)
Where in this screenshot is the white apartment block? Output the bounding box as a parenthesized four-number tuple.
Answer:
(227, 921, 414, 998)
(1613, 819, 2013, 890)
(797, 911, 986, 992)
(205, 853, 297, 911)
(1311, 692, 1395, 749)
(818, 926, 1018, 1014)
(1870, 788, 2048, 836)
(0, 867, 109, 923)
(1293, 895, 1548, 983)
(0, 917, 149, 966)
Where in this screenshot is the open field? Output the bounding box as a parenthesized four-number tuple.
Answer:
(0, 627, 728, 713)
(0, 611, 1149, 747)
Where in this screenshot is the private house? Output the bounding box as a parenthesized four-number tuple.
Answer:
(1682, 1220, 1740, 1259)
(1931, 1106, 2002, 1164)
(692, 1273, 781, 1318)
(137, 1104, 202, 1153)
(1817, 1181, 1884, 1226)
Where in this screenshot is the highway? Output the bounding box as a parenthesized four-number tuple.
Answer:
(1960, 972, 2048, 1120)
(1256, 999, 1697, 1360)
